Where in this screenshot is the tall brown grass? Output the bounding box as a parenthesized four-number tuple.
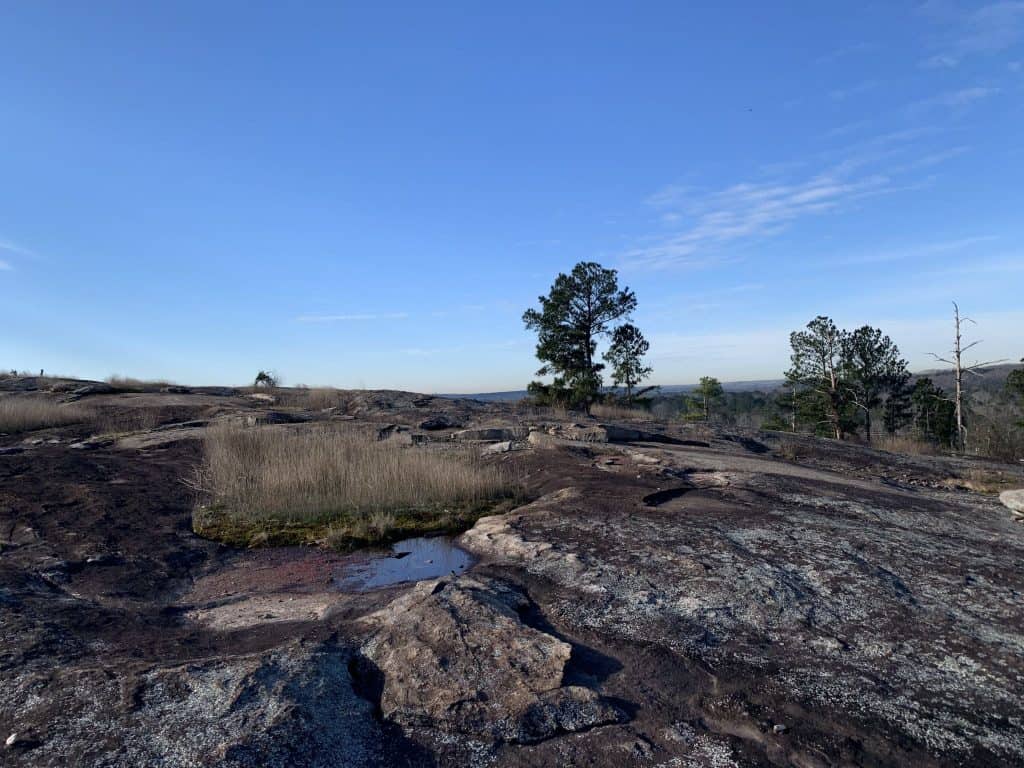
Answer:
(875, 435, 940, 456)
(192, 422, 514, 527)
(591, 403, 650, 420)
(952, 468, 1020, 494)
(306, 387, 345, 410)
(105, 375, 176, 390)
(90, 407, 163, 435)
(0, 397, 91, 433)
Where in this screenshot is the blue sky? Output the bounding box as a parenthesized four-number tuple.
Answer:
(2, 2, 1021, 392)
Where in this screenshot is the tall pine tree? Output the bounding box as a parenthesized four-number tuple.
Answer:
(523, 262, 637, 410)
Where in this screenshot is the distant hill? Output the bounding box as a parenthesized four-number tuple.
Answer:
(910, 362, 1019, 395)
(443, 364, 1021, 402)
(439, 378, 786, 402)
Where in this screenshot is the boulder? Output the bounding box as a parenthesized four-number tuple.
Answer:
(161, 385, 192, 394)
(999, 489, 1024, 516)
(419, 415, 459, 431)
(70, 383, 116, 397)
(482, 440, 514, 455)
(558, 424, 612, 443)
(376, 424, 412, 441)
(244, 411, 310, 426)
(527, 429, 569, 449)
(452, 427, 529, 442)
(358, 577, 620, 743)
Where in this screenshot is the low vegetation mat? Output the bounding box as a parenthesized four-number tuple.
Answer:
(191, 422, 519, 548)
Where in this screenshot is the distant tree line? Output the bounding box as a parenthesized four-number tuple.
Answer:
(521, 271, 1022, 459)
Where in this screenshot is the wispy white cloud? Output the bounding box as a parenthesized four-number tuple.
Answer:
(0, 259, 12, 271)
(954, 1, 1024, 52)
(923, 253, 1024, 275)
(641, 283, 766, 320)
(627, 173, 891, 269)
(0, 241, 32, 255)
(0, 239, 35, 265)
(826, 120, 873, 139)
(908, 86, 999, 113)
(400, 340, 523, 357)
(918, 1, 1024, 67)
(829, 80, 879, 101)
(920, 53, 960, 69)
(625, 128, 973, 270)
(295, 312, 409, 323)
(831, 234, 997, 266)
(815, 41, 877, 65)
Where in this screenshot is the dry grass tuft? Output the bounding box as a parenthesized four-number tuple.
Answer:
(0, 397, 92, 433)
(106, 375, 176, 391)
(949, 468, 1021, 495)
(89, 407, 163, 435)
(191, 422, 517, 547)
(875, 435, 940, 456)
(306, 387, 346, 410)
(591, 403, 650, 421)
(777, 438, 809, 461)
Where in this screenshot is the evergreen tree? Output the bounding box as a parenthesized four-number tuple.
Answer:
(882, 381, 913, 435)
(842, 326, 910, 443)
(911, 378, 957, 447)
(523, 262, 637, 410)
(1006, 363, 1024, 428)
(604, 323, 652, 401)
(694, 376, 724, 421)
(1006, 366, 1024, 404)
(786, 316, 853, 439)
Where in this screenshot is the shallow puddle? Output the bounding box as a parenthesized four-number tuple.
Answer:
(334, 535, 475, 591)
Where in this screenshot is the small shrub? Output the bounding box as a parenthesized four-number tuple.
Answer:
(253, 370, 278, 388)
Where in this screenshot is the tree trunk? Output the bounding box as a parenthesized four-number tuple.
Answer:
(864, 409, 872, 444)
(952, 304, 965, 452)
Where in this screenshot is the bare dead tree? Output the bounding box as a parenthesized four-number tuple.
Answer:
(927, 302, 1005, 453)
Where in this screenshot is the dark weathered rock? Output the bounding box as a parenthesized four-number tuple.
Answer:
(0, 642, 414, 767)
(3, 385, 1023, 767)
(376, 424, 412, 441)
(70, 382, 116, 397)
(244, 411, 311, 426)
(452, 426, 528, 442)
(418, 415, 459, 431)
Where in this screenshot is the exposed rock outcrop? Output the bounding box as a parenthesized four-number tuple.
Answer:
(357, 576, 621, 743)
(1000, 489, 1024, 519)
(419, 415, 459, 431)
(452, 426, 529, 442)
(0, 642, 416, 768)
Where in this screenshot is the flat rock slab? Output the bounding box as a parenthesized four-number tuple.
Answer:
(0, 642, 413, 768)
